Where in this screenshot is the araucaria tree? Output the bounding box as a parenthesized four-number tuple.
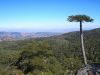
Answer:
(67, 15, 94, 65)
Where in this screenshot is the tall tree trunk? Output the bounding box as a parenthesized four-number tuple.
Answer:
(80, 21, 87, 65)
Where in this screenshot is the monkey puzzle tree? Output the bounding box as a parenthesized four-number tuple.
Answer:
(67, 15, 93, 65)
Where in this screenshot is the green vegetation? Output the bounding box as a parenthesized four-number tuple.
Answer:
(0, 28, 100, 75)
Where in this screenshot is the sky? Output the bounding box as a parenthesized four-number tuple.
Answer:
(0, 0, 100, 32)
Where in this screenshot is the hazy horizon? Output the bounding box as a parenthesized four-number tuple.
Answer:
(0, 27, 99, 33)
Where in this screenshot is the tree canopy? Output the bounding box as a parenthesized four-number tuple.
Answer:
(67, 15, 94, 22)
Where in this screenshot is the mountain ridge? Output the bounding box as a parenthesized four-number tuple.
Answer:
(0, 32, 61, 41)
(0, 28, 100, 41)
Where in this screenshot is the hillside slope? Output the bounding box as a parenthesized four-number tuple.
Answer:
(0, 28, 100, 75)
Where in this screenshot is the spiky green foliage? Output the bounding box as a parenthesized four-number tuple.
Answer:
(67, 15, 94, 22)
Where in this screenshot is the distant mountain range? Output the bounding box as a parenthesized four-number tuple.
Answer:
(0, 32, 61, 41)
(0, 28, 100, 41)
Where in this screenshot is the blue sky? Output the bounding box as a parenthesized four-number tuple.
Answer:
(0, 0, 100, 32)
